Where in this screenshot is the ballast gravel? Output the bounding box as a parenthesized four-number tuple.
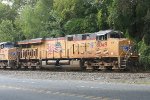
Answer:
(0, 70, 150, 85)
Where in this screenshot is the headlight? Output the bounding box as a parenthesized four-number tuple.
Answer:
(111, 52, 114, 55)
(128, 40, 131, 44)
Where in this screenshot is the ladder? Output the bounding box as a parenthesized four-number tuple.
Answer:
(120, 58, 127, 68)
(120, 46, 133, 68)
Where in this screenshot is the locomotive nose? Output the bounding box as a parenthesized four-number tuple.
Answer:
(119, 39, 138, 57)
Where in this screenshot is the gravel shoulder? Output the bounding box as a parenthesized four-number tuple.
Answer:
(0, 70, 150, 85)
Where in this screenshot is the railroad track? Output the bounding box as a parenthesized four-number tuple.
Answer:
(0, 66, 140, 73)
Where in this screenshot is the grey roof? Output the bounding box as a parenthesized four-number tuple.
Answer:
(0, 42, 12, 45)
(30, 38, 43, 41)
(18, 38, 43, 45)
(0, 42, 8, 45)
(94, 30, 113, 36)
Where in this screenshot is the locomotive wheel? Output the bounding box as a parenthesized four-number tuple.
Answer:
(113, 69, 123, 72)
(12, 63, 20, 70)
(36, 65, 43, 70)
(36, 61, 43, 70)
(101, 68, 107, 72)
(80, 60, 86, 71)
(22, 66, 28, 70)
(25, 66, 29, 70)
(86, 68, 94, 72)
(10, 61, 20, 70)
(3, 66, 6, 70)
(37, 60, 43, 70)
(11, 66, 18, 70)
(31, 66, 36, 70)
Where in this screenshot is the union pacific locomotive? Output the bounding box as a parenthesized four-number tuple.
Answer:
(0, 30, 139, 71)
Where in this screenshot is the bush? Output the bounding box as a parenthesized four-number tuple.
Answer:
(138, 41, 150, 70)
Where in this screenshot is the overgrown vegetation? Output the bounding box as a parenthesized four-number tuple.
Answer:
(0, 0, 149, 70)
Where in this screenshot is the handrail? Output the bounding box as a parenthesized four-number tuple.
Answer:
(119, 45, 133, 69)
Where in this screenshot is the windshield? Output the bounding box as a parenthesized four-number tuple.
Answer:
(110, 32, 124, 38)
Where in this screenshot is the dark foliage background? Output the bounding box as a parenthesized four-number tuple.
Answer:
(0, 0, 149, 70)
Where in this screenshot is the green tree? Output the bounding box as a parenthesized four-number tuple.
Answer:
(11, 0, 38, 10)
(0, 2, 17, 23)
(64, 15, 98, 35)
(64, 18, 84, 35)
(18, 5, 36, 38)
(54, 0, 99, 35)
(17, 0, 62, 39)
(108, 0, 150, 42)
(0, 20, 17, 42)
(96, 0, 113, 30)
(33, 0, 53, 37)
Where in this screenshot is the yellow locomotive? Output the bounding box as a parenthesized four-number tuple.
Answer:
(0, 30, 139, 71)
(16, 30, 138, 71)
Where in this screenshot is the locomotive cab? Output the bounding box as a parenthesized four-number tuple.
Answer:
(0, 42, 15, 49)
(95, 30, 137, 57)
(0, 42, 17, 60)
(96, 30, 123, 40)
(88, 30, 139, 70)
(0, 42, 19, 69)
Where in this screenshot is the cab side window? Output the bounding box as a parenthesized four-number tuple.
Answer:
(82, 35, 86, 40)
(96, 34, 107, 41)
(82, 34, 90, 40)
(110, 32, 123, 38)
(5, 43, 14, 48)
(0, 44, 4, 49)
(67, 36, 73, 41)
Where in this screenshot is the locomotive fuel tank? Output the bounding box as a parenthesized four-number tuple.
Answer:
(42, 60, 82, 70)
